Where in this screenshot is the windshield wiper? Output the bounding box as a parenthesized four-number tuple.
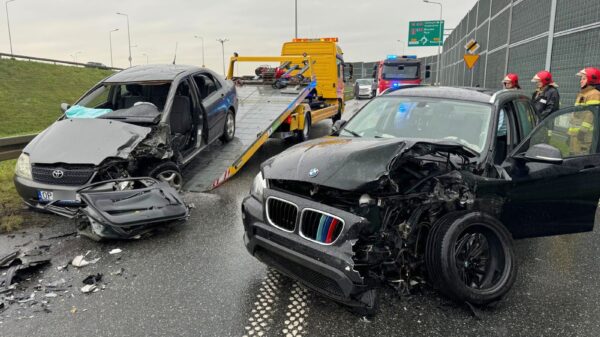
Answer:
(342, 128, 361, 137)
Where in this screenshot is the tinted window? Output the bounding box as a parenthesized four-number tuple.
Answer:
(193, 74, 218, 99)
(382, 63, 419, 80)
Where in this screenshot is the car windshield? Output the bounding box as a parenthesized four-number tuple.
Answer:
(340, 96, 493, 153)
(67, 82, 172, 121)
(356, 79, 373, 85)
(382, 63, 419, 80)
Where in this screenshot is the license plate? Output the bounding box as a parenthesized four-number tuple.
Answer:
(37, 190, 54, 202)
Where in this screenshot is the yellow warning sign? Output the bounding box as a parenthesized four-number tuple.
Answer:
(463, 54, 480, 69)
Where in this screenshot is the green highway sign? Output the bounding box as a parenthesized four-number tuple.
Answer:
(408, 20, 444, 47)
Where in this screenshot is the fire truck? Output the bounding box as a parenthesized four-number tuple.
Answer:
(373, 55, 431, 95)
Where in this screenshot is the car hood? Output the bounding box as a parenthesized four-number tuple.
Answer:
(25, 118, 152, 165)
(261, 137, 477, 192)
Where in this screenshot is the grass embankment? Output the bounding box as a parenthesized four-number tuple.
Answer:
(0, 59, 114, 231)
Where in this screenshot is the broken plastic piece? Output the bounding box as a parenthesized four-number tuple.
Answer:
(80, 284, 97, 293)
(109, 249, 122, 255)
(82, 274, 103, 285)
(71, 255, 100, 268)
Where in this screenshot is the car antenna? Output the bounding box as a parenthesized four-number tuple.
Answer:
(172, 42, 178, 65)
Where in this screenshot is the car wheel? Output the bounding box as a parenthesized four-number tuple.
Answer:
(220, 109, 235, 143)
(145, 162, 183, 191)
(332, 99, 343, 122)
(425, 211, 517, 305)
(295, 112, 311, 142)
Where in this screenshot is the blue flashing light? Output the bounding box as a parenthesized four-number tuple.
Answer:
(393, 82, 400, 87)
(403, 55, 417, 59)
(386, 54, 398, 60)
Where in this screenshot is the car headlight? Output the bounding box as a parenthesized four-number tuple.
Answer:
(15, 153, 32, 180)
(250, 172, 267, 201)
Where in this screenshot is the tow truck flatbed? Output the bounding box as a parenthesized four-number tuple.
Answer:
(183, 80, 315, 192)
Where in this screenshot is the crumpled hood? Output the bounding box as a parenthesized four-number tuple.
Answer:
(262, 137, 476, 191)
(25, 118, 152, 165)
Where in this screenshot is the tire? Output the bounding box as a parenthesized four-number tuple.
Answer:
(332, 99, 343, 122)
(220, 109, 235, 143)
(294, 112, 311, 142)
(425, 211, 517, 305)
(144, 161, 183, 191)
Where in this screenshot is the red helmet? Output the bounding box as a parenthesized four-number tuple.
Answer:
(502, 73, 520, 88)
(577, 67, 600, 85)
(531, 70, 553, 86)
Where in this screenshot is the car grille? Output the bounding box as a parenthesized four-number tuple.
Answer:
(32, 165, 95, 186)
(255, 248, 344, 297)
(266, 197, 298, 231)
(300, 209, 344, 244)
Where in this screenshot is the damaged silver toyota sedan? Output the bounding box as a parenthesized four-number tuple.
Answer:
(242, 86, 600, 315)
(14, 64, 238, 208)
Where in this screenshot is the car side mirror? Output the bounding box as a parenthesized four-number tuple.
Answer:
(519, 144, 563, 164)
(60, 102, 70, 113)
(331, 120, 347, 135)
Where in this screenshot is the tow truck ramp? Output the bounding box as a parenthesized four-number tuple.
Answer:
(184, 80, 315, 192)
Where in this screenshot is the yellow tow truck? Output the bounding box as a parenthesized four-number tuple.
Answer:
(185, 38, 349, 191)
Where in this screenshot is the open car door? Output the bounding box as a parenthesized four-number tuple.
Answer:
(500, 104, 600, 239)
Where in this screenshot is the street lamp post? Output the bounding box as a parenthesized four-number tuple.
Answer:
(116, 12, 132, 67)
(216, 38, 229, 76)
(71, 51, 82, 63)
(423, 0, 443, 85)
(109, 28, 118, 68)
(294, 0, 298, 38)
(194, 35, 205, 67)
(5, 0, 17, 55)
(397, 39, 406, 56)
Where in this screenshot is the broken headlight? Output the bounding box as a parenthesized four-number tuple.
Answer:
(251, 172, 267, 202)
(15, 153, 32, 180)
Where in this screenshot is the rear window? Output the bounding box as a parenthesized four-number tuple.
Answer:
(382, 64, 419, 80)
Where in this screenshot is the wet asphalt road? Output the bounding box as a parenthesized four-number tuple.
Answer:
(2, 98, 600, 336)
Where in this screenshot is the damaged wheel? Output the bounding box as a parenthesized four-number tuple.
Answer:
(426, 212, 517, 305)
(145, 162, 183, 191)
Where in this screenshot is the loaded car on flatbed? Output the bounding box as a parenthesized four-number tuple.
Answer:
(242, 86, 600, 314)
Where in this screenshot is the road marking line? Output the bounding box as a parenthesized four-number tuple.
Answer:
(243, 270, 282, 337)
(281, 283, 310, 337)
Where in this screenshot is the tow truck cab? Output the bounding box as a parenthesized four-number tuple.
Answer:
(373, 55, 430, 95)
(281, 38, 347, 129)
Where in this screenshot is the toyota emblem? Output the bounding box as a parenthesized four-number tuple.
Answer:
(52, 170, 64, 179)
(308, 168, 319, 178)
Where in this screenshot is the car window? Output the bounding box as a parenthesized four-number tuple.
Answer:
(517, 106, 600, 158)
(193, 74, 218, 99)
(514, 99, 535, 138)
(79, 85, 110, 108)
(341, 96, 493, 153)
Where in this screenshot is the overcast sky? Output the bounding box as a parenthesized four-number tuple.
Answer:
(2, 0, 477, 71)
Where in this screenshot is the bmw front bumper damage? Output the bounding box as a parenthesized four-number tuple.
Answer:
(242, 188, 378, 315)
(44, 178, 189, 240)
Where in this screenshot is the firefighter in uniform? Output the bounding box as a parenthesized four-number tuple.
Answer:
(502, 73, 521, 89)
(567, 67, 600, 155)
(531, 70, 560, 120)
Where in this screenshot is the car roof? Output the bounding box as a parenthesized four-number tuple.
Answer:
(386, 86, 525, 104)
(103, 64, 205, 83)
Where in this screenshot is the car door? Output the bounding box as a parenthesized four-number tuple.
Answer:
(192, 73, 226, 143)
(500, 105, 600, 238)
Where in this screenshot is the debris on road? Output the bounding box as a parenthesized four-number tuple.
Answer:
(109, 249, 122, 255)
(110, 268, 124, 276)
(82, 274, 103, 285)
(71, 254, 100, 268)
(80, 284, 97, 294)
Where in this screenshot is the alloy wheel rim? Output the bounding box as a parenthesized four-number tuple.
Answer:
(226, 114, 235, 138)
(157, 170, 183, 190)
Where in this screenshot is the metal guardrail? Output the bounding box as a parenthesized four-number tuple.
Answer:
(0, 53, 123, 71)
(0, 134, 37, 162)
